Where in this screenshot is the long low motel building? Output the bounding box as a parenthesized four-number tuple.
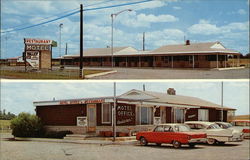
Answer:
(60, 41, 240, 69)
(34, 88, 236, 134)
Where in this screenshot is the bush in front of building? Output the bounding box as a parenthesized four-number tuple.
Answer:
(44, 130, 73, 139)
(10, 112, 44, 137)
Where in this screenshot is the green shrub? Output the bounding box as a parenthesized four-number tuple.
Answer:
(44, 130, 73, 139)
(10, 112, 44, 137)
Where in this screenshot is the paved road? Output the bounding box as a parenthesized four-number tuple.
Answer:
(1, 136, 249, 160)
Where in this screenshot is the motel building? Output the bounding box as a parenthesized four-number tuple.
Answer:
(34, 88, 236, 135)
(60, 41, 241, 69)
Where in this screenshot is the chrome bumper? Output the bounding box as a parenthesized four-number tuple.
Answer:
(188, 138, 207, 143)
(228, 136, 244, 142)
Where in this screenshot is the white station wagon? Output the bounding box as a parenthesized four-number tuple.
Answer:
(185, 121, 244, 144)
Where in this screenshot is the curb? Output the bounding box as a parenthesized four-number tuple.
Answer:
(212, 67, 245, 71)
(14, 137, 138, 146)
(85, 70, 117, 78)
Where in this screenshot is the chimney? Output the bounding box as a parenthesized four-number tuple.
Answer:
(186, 40, 190, 45)
(167, 88, 176, 95)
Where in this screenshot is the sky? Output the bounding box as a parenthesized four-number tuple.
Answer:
(1, 80, 249, 116)
(1, 0, 249, 59)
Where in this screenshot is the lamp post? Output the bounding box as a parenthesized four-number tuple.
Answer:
(59, 23, 63, 66)
(111, 9, 132, 68)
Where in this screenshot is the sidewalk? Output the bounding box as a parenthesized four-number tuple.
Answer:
(12, 136, 138, 146)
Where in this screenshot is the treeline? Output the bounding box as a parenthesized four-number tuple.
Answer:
(0, 109, 16, 120)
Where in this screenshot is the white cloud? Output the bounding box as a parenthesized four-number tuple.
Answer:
(142, 29, 185, 48)
(119, 11, 178, 28)
(188, 20, 221, 35)
(173, 6, 182, 10)
(238, 9, 247, 15)
(188, 19, 249, 35)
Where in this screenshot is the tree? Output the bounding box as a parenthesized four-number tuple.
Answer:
(10, 112, 44, 137)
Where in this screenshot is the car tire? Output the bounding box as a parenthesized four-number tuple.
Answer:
(172, 141, 181, 148)
(217, 142, 225, 145)
(189, 144, 196, 148)
(140, 137, 148, 146)
(156, 143, 161, 146)
(207, 138, 216, 145)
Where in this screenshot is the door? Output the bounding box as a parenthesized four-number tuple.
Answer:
(160, 107, 166, 123)
(87, 104, 96, 132)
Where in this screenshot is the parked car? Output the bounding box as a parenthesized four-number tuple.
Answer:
(185, 121, 244, 145)
(136, 124, 207, 148)
(215, 121, 250, 139)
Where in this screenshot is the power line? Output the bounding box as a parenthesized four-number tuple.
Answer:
(3, 0, 113, 30)
(1, 0, 152, 34)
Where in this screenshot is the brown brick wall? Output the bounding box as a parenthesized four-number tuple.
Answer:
(40, 50, 52, 69)
(36, 104, 86, 125)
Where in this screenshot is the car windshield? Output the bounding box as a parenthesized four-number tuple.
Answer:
(226, 123, 233, 128)
(175, 125, 191, 132)
(208, 124, 221, 129)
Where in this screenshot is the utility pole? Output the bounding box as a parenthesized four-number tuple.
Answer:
(59, 23, 63, 57)
(65, 43, 68, 55)
(79, 4, 84, 78)
(113, 82, 116, 142)
(221, 81, 224, 122)
(143, 32, 145, 51)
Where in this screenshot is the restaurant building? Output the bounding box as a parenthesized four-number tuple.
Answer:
(34, 88, 236, 135)
(60, 41, 240, 69)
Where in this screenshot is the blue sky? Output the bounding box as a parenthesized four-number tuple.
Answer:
(1, 0, 249, 59)
(1, 80, 249, 116)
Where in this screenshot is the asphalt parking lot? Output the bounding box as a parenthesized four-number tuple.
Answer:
(88, 67, 250, 79)
(1, 66, 249, 79)
(1, 135, 249, 160)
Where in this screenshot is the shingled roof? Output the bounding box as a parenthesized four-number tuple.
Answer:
(152, 41, 239, 55)
(119, 89, 235, 110)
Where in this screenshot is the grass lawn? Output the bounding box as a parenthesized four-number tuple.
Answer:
(0, 120, 11, 133)
(0, 69, 108, 79)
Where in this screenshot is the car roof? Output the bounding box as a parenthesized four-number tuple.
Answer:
(215, 122, 230, 125)
(157, 123, 187, 126)
(185, 121, 215, 126)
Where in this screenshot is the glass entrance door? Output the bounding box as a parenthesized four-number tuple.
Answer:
(87, 104, 96, 132)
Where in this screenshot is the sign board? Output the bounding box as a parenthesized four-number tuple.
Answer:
(116, 103, 135, 125)
(26, 51, 39, 68)
(77, 117, 87, 126)
(25, 38, 52, 45)
(26, 44, 50, 51)
(154, 117, 161, 125)
(59, 99, 104, 105)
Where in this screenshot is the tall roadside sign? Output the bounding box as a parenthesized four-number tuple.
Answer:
(24, 38, 57, 70)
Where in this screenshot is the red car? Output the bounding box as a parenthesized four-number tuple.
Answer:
(136, 124, 207, 148)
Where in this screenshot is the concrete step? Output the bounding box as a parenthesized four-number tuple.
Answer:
(64, 134, 136, 141)
(64, 134, 97, 140)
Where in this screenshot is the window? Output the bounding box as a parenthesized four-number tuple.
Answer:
(102, 103, 111, 124)
(154, 126, 164, 132)
(198, 109, 209, 121)
(137, 107, 153, 125)
(164, 126, 173, 132)
(175, 109, 184, 123)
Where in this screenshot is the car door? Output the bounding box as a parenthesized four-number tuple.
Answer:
(150, 126, 165, 143)
(162, 125, 174, 143)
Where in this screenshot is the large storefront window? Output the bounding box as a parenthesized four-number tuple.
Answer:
(198, 109, 209, 121)
(137, 107, 153, 125)
(175, 109, 184, 123)
(102, 103, 111, 123)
